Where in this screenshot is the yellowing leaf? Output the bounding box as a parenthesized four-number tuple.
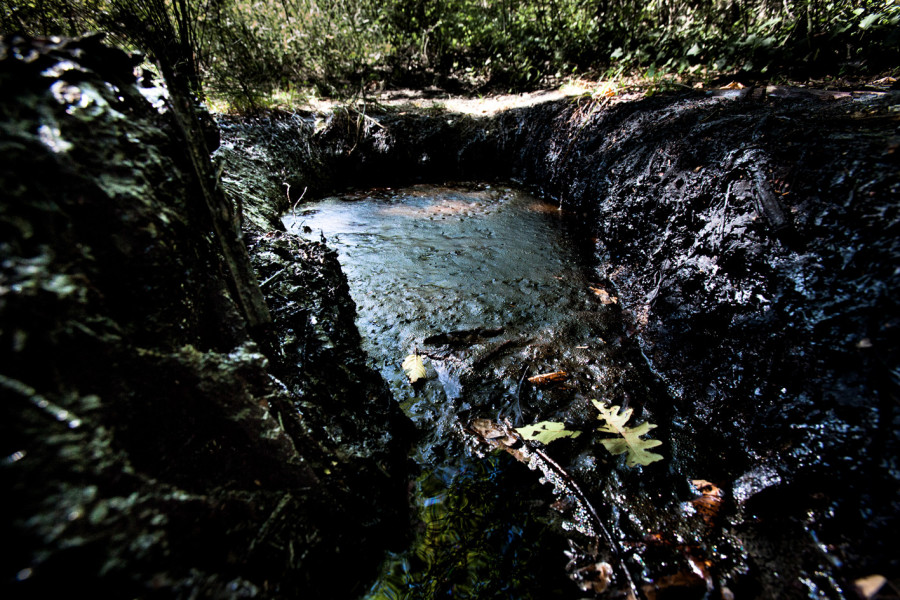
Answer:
(401, 354, 427, 383)
(591, 400, 663, 467)
(515, 421, 581, 445)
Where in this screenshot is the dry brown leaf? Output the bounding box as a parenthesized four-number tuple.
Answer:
(855, 574, 887, 599)
(468, 419, 526, 462)
(589, 287, 618, 304)
(527, 371, 569, 385)
(720, 81, 745, 90)
(592, 82, 618, 98)
(470, 418, 501, 437)
(470, 419, 515, 443)
(573, 562, 613, 594)
(643, 571, 707, 600)
(690, 479, 725, 526)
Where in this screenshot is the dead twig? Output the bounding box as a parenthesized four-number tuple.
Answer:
(467, 418, 643, 600)
(260, 267, 287, 288)
(288, 184, 308, 216)
(527, 371, 569, 386)
(249, 492, 292, 552)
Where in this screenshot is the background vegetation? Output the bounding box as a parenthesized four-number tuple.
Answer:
(2, 0, 898, 107)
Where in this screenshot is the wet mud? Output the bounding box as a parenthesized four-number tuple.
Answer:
(220, 87, 900, 599)
(282, 184, 599, 426)
(497, 91, 900, 600)
(1, 35, 411, 600)
(279, 183, 633, 597)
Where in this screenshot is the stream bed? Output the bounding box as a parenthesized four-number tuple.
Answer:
(284, 183, 629, 598)
(280, 179, 884, 600)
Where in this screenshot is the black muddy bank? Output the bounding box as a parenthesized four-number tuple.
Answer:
(219, 88, 900, 597)
(1, 36, 411, 599)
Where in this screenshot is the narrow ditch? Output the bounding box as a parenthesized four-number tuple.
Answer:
(9, 35, 898, 600)
(283, 182, 668, 598)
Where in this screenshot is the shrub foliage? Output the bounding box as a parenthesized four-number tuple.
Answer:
(2, 0, 897, 103)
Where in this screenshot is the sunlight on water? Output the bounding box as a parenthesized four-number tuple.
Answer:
(283, 183, 597, 599)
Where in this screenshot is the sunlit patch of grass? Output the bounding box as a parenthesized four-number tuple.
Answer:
(204, 95, 232, 114)
(205, 84, 316, 114)
(559, 78, 623, 99)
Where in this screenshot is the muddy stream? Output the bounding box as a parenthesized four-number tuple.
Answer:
(284, 182, 667, 598)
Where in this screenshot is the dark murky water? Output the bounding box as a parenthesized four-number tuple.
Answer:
(284, 183, 606, 598)
(283, 183, 600, 444)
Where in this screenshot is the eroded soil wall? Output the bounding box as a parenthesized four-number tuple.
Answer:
(498, 91, 900, 596)
(1, 36, 411, 599)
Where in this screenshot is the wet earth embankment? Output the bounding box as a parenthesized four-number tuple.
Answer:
(218, 87, 900, 597)
(1, 35, 411, 599)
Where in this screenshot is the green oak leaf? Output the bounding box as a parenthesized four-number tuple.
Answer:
(515, 421, 581, 445)
(591, 400, 663, 467)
